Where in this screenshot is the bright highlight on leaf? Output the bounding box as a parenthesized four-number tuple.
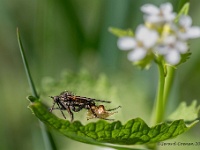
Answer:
(28, 96, 198, 147)
(168, 100, 200, 122)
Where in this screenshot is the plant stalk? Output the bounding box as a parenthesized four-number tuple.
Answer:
(17, 28, 57, 150)
(151, 62, 165, 125)
(163, 66, 175, 110)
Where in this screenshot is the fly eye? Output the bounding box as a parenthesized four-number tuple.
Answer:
(50, 96, 59, 102)
(54, 96, 60, 102)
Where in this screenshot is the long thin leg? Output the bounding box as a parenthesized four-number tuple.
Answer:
(49, 102, 56, 112)
(100, 118, 115, 121)
(106, 106, 121, 111)
(71, 105, 84, 112)
(61, 102, 74, 122)
(57, 102, 67, 119)
(50, 107, 65, 110)
(49, 102, 67, 119)
(87, 113, 115, 121)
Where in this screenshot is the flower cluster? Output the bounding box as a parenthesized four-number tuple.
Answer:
(117, 3, 200, 66)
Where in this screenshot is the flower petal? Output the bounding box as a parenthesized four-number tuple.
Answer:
(143, 31, 158, 48)
(155, 45, 169, 55)
(187, 27, 200, 39)
(165, 50, 180, 65)
(117, 37, 136, 50)
(164, 13, 176, 22)
(163, 35, 176, 45)
(144, 15, 162, 23)
(127, 48, 146, 62)
(179, 15, 192, 28)
(141, 4, 159, 15)
(136, 25, 158, 48)
(175, 41, 188, 53)
(160, 3, 173, 14)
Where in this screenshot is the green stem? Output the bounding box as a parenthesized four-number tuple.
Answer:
(17, 28, 57, 150)
(163, 66, 175, 110)
(150, 62, 166, 150)
(155, 63, 165, 124)
(151, 62, 165, 125)
(17, 28, 39, 98)
(151, 64, 175, 126)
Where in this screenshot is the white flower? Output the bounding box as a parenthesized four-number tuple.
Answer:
(165, 50, 181, 65)
(117, 37, 136, 50)
(117, 3, 200, 66)
(176, 15, 200, 40)
(117, 25, 158, 62)
(141, 3, 176, 24)
(155, 35, 188, 65)
(127, 48, 147, 62)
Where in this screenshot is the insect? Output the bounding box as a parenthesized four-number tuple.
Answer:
(86, 105, 121, 121)
(49, 91, 121, 122)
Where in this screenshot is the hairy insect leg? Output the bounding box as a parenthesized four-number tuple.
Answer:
(57, 102, 67, 119)
(87, 106, 98, 120)
(49, 102, 67, 119)
(99, 117, 115, 121)
(87, 115, 115, 121)
(106, 106, 121, 111)
(61, 103, 74, 122)
(71, 105, 84, 112)
(92, 99, 111, 103)
(50, 107, 65, 110)
(49, 102, 56, 112)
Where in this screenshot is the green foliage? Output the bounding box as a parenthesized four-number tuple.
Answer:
(109, 27, 134, 37)
(178, 52, 191, 66)
(17, 28, 39, 98)
(28, 96, 198, 148)
(132, 54, 154, 70)
(168, 100, 200, 122)
(40, 70, 119, 103)
(175, 2, 190, 22)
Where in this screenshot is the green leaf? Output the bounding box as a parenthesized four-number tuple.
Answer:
(167, 100, 200, 122)
(178, 52, 191, 66)
(175, 2, 190, 22)
(109, 27, 134, 37)
(176, 0, 190, 14)
(17, 28, 39, 98)
(132, 54, 154, 70)
(28, 96, 198, 148)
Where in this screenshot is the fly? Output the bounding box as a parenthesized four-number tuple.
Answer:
(49, 91, 121, 122)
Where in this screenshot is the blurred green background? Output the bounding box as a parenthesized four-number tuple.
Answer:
(1, 0, 200, 150)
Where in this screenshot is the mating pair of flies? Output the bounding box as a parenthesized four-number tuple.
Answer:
(49, 91, 121, 122)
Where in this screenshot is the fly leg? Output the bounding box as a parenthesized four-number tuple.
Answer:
(50, 107, 65, 110)
(49, 102, 56, 112)
(60, 102, 74, 122)
(49, 102, 67, 119)
(71, 105, 84, 112)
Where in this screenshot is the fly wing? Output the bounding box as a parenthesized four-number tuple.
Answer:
(75, 96, 111, 103)
(91, 99, 111, 103)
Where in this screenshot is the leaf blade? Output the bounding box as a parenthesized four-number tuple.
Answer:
(28, 96, 199, 147)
